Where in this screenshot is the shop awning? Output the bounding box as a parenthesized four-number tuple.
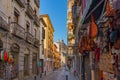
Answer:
(82, 0, 106, 24)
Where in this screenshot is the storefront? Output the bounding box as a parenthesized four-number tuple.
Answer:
(39, 59, 44, 73)
(0, 43, 16, 80)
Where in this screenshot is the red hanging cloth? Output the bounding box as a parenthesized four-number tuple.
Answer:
(89, 15, 98, 39)
(106, 0, 116, 17)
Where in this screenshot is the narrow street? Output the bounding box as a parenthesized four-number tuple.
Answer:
(40, 67, 78, 80)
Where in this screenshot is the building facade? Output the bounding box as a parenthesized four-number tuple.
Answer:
(67, 0, 75, 56)
(39, 16, 46, 77)
(53, 43, 61, 70)
(72, 0, 120, 80)
(0, 0, 40, 80)
(40, 14, 54, 73)
(56, 40, 67, 67)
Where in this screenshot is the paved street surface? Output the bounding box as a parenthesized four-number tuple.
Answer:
(40, 68, 79, 80)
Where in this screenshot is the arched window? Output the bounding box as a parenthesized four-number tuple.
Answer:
(0, 39, 3, 51)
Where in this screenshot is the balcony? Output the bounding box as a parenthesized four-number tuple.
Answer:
(26, 4, 34, 19)
(34, 38, 40, 47)
(34, 0, 40, 8)
(15, 0, 25, 8)
(11, 22, 25, 39)
(67, 19, 72, 24)
(0, 17, 9, 31)
(34, 14, 40, 27)
(67, 8, 72, 13)
(48, 53, 53, 59)
(68, 34, 75, 40)
(25, 32, 34, 44)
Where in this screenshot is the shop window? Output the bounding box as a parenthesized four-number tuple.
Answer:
(14, 9, 19, 23)
(26, 22, 30, 33)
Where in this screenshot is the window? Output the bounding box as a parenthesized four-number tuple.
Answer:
(34, 29, 37, 38)
(27, 0, 30, 3)
(14, 11, 19, 23)
(26, 22, 30, 32)
(34, 9, 37, 15)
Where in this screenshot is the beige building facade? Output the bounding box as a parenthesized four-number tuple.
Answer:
(0, 0, 40, 80)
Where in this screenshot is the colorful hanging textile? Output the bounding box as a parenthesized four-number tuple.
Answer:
(89, 15, 98, 39)
(78, 36, 85, 54)
(95, 48, 100, 61)
(78, 36, 97, 53)
(4, 51, 8, 62)
(8, 52, 14, 64)
(106, 0, 116, 17)
(114, 38, 120, 49)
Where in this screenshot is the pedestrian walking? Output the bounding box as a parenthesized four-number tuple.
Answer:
(65, 64, 69, 80)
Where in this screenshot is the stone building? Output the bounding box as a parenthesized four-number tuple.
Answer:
(0, 0, 40, 80)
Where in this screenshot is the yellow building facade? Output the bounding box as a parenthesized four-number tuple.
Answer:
(41, 14, 54, 72)
(53, 43, 61, 69)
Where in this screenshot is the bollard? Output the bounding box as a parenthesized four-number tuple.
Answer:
(66, 75, 68, 80)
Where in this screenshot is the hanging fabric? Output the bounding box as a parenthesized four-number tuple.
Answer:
(95, 48, 100, 61)
(78, 36, 85, 54)
(114, 38, 120, 49)
(4, 51, 8, 62)
(89, 15, 98, 39)
(8, 52, 14, 64)
(106, 0, 116, 17)
(109, 30, 118, 43)
(112, 0, 120, 11)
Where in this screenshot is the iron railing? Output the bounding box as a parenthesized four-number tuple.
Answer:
(11, 22, 25, 39)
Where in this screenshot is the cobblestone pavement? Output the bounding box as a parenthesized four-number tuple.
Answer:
(40, 68, 79, 80)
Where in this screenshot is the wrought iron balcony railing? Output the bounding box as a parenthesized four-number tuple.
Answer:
(68, 34, 75, 40)
(16, 0, 25, 8)
(25, 32, 34, 44)
(26, 4, 34, 19)
(11, 22, 25, 39)
(34, 38, 40, 47)
(0, 17, 9, 31)
(34, 14, 40, 27)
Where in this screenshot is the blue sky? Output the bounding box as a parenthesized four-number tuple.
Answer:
(40, 0, 67, 44)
